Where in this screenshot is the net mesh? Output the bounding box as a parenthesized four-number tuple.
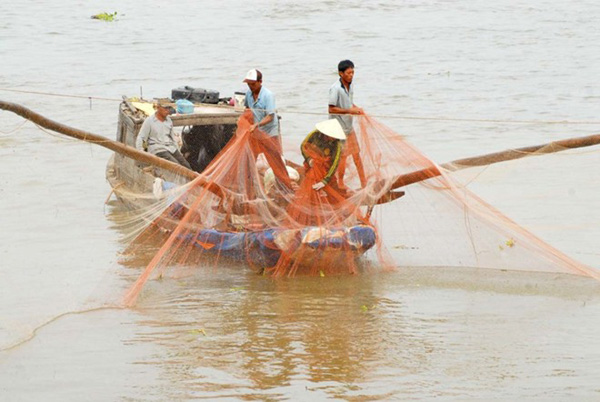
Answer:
(122, 111, 600, 305)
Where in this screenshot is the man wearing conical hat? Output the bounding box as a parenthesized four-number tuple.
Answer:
(286, 119, 348, 225)
(300, 119, 346, 192)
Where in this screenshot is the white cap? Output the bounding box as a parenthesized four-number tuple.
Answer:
(243, 69, 259, 82)
(315, 119, 346, 140)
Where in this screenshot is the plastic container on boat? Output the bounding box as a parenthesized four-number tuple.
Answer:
(233, 91, 246, 110)
(175, 99, 194, 114)
(172, 86, 220, 104)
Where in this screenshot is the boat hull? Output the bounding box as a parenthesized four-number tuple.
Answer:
(187, 225, 377, 268)
(107, 100, 377, 272)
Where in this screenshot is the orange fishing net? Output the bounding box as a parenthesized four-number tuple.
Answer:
(123, 111, 600, 305)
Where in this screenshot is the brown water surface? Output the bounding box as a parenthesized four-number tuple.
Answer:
(2, 0, 600, 399)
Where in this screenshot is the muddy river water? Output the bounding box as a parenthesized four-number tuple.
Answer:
(1, 1, 600, 400)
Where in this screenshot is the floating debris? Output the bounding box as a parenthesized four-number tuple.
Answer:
(91, 12, 118, 22)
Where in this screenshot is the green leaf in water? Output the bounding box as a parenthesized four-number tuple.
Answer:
(91, 11, 118, 21)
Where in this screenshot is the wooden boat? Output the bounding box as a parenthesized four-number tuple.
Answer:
(105, 98, 241, 210)
(105, 98, 378, 266)
(2, 99, 599, 278)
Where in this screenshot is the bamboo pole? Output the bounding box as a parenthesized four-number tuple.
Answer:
(3, 99, 599, 201)
(391, 133, 600, 190)
(1, 99, 199, 180)
(0, 99, 227, 198)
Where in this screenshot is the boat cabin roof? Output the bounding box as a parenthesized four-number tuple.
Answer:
(120, 98, 241, 128)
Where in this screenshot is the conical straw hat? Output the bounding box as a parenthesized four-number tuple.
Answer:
(315, 119, 346, 140)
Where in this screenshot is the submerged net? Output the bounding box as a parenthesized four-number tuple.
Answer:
(122, 111, 600, 305)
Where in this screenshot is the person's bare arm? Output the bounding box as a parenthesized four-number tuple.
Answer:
(328, 105, 364, 115)
(250, 113, 274, 132)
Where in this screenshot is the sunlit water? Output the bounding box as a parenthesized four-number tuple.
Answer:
(1, 0, 600, 400)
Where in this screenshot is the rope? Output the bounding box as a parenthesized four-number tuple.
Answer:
(0, 305, 125, 352)
(277, 109, 600, 125)
(2, 86, 600, 125)
(0, 87, 121, 102)
(104, 181, 125, 204)
(0, 119, 28, 134)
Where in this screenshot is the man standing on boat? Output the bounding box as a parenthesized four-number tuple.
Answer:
(135, 101, 192, 169)
(243, 69, 294, 193)
(328, 59, 366, 189)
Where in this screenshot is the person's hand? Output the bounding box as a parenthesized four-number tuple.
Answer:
(312, 181, 325, 191)
(350, 106, 364, 115)
(250, 123, 258, 132)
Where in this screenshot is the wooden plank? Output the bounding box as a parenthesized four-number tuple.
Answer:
(171, 113, 240, 127)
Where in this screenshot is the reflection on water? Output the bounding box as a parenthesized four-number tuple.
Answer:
(1, 192, 599, 400)
(13, 160, 587, 400)
(133, 273, 422, 399)
(122, 264, 600, 400)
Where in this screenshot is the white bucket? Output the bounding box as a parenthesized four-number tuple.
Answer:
(233, 92, 245, 110)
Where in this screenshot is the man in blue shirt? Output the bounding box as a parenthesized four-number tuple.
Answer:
(328, 60, 366, 189)
(244, 69, 280, 137)
(243, 69, 293, 192)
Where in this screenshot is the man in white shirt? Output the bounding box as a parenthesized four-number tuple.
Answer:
(328, 59, 366, 189)
(135, 102, 191, 169)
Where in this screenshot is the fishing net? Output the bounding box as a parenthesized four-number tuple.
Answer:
(122, 111, 600, 305)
